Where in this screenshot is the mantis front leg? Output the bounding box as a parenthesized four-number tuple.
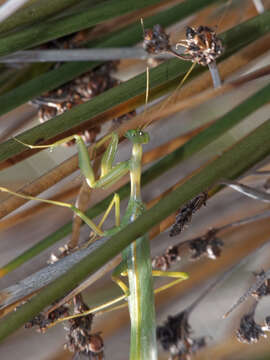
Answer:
(11, 133, 129, 237)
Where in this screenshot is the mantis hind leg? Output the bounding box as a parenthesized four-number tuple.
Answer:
(87, 193, 121, 245)
(47, 292, 128, 328)
(47, 263, 130, 328)
(98, 193, 121, 229)
(152, 270, 189, 294)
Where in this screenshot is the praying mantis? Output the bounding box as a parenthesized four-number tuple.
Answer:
(0, 127, 188, 359)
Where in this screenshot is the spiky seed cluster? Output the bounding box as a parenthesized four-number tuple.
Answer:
(143, 24, 171, 54)
(188, 229, 223, 260)
(237, 312, 270, 344)
(152, 245, 181, 271)
(157, 311, 206, 359)
(65, 297, 104, 359)
(237, 313, 267, 344)
(170, 192, 208, 237)
(176, 26, 223, 66)
(25, 305, 69, 332)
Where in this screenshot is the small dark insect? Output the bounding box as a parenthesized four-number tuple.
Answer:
(176, 26, 223, 66)
(170, 192, 208, 237)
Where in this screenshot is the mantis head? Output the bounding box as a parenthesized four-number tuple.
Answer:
(125, 129, 150, 144)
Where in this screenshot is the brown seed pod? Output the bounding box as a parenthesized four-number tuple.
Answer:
(176, 26, 224, 66)
(143, 24, 171, 54)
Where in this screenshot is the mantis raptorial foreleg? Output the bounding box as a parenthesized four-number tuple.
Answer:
(12, 133, 128, 236)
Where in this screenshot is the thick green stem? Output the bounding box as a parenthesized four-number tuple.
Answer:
(0, 118, 270, 341)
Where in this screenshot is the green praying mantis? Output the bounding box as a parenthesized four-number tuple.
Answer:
(0, 127, 188, 359)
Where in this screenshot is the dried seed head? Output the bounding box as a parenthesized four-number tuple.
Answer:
(48, 244, 75, 264)
(33, 61, 135, 147)
(236, 313, 266, 344)
(157, 310, 207, 359)
(152, 246, 181, 271)
(112, 109, 136, 126)
(188, 229, 223, 260)
(252, 270, 270, 299)
(170, 192, 208, 237)
(262, 316, 270, 332)
(41, 31, 86, 50)
(157, 311, 191, 351)
(65, 296, 104, 359)
(25, 305, 69, 332)
(37, 62, 118, 120)
(143, 24, 171, 54)
(88, 333, 104, 354)
(152, 255, 170, 271)
(176, 26, 223, 66)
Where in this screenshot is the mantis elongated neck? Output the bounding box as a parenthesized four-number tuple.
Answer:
(130, 143, 143, 201)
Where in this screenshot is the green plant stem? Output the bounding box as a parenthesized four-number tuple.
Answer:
(0, 9, 270, 164)
(0, 0, 170, 57)
(0, 0, 93, 34)
(0, 63, 52, 95)
(2, 79, 270, 274)
(0, 117, 270, 341)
